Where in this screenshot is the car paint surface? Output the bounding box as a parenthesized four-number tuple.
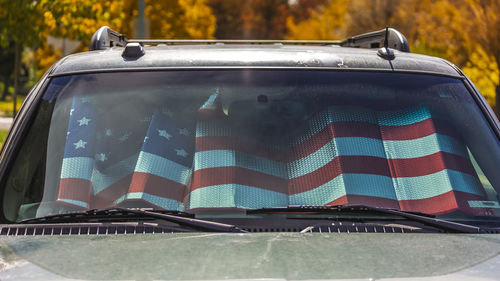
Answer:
(50, 45, 459, 77)
(0, 233, 499, 280)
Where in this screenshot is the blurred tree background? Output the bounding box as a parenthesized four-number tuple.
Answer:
(0, 0, 499, 115)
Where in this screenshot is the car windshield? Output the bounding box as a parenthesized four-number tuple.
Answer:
(4, 70, 500, 222)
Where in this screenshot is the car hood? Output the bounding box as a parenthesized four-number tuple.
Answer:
(0, 233, 500, 280)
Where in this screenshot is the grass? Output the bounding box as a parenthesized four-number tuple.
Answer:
(0, 130, 9, 148)
(0, 98, 24, 117)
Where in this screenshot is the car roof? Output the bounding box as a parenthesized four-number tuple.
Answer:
(50, 44, 460, 77)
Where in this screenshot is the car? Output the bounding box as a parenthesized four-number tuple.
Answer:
(0, 26, 499, 280)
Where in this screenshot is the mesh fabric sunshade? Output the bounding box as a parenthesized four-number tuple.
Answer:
(56, 93, 489, 216)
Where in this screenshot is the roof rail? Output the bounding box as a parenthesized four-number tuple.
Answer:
(340, 28, 410, 52)
(89, 26, 128, 51)
(127, 39, 342, 45)
(89, 26, 409, 52)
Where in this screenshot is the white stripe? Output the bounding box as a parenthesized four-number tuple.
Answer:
(56, 198, 88, 209)
(115, 192, 184, 211)
(194, 150, 288, 179)
(392, 169, 484, 200)
(188, 184, 288, 209)
(60, 157, 94, 180)
(134, 151, 192, 186)
(383, 133, 467, 159)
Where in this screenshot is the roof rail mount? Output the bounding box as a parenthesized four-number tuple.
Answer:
(90, 26, 128, 51)
(340, 28, 410, 53)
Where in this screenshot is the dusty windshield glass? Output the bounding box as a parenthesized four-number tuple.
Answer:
(5, 70, 500, 221)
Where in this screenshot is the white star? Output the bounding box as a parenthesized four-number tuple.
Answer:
(105, 129, 112, 136)
(80, 96, 91, 103)
(95, 153, 107, 162)
(158, 129, 172, 140)
(178, 128, 190, 136)
(175, 149, 188, 158)
(162, 108, 174, 118)
(74, 140, 87, 149)
(119, 133, 131, 142)
(77, 117, 91, 126)
(70, 108, 75, 116)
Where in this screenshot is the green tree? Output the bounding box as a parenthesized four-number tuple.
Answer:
(35, 0, 126, 75)
(0, 0, 127, 114)
(0, 0, 44, 115)
(40, 0, 125, 43)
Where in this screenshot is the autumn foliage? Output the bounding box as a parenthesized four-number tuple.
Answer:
(0, 0, 499, 113)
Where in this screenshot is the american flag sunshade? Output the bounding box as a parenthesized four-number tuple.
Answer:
(55, 90, 491, 217)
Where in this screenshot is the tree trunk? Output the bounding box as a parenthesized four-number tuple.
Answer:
(496, 83, 500, 119)
(13, 42, 20, 118)
(1, 76, 9, 101)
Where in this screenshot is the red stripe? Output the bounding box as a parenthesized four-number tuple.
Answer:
(191, 167, 288, 193)
(381, 118, 457, 140)
(127, 172, 187, 202)
(58, 178, 93, 204)
(398, 190, 488, 215)
(289, 156, 391, 194)
(326, 195, 349, 206)
(387, 151, 476, 178)
(198, 109, 226, 121)
(325, 192, 489, 216)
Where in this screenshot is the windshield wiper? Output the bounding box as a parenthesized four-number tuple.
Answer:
(19, 207, 245, 233)
(247, 205, 485, 233)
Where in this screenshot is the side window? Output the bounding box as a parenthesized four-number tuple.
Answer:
(2, 99, 53, 221)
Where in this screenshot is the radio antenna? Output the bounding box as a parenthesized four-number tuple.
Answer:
(384, 26, 389, 49)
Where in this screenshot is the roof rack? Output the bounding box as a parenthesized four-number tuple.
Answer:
(90, 26, 127, 50)
(340, 28, 410, 52)
(89, 26, 410, 53)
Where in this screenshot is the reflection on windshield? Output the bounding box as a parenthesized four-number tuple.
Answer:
(6, 71, 500, 221)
